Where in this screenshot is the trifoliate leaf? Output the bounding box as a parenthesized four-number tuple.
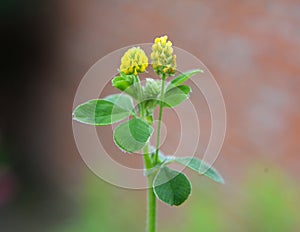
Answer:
(105, 94, 135, 113)
(166, 157, 224, 184)
(153, 167, 191, 206)
(163, 85, 191, 107)
(113, 118, 153, 153)
(73, 96, 134, 126)
(168, 69, 203, 90)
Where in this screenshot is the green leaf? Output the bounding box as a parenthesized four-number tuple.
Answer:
(104, 94, 135, 113)
(113, 118, 153, 153)
(163, 85, 191, 107)
(153, 166, 191, 206)
(73, 97, 134, 126)
(112, 74, 138, 99)
(169, 69, 203, 90)
(168, 157, 224, 184)
(112, 74, 134, 91)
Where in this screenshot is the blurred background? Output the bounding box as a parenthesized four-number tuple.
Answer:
(1, 0, 300, 231)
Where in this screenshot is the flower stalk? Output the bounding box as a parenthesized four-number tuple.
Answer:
(154, 74, 166, 164)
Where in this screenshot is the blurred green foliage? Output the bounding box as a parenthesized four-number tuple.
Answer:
(56, 164, 300, 232)
(57, 174, 144, 232)
(242, 165, 300, 232)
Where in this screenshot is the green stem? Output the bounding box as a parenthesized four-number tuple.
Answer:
(143, 145, 152, 169)
(143, 145, 156, 232)
(135, 75, 144, 117)
(154, 75, 166, 164)
(140, 100, 156, 232)
(147, 174, 156, 232)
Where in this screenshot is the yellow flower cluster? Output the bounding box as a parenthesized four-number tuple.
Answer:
(120, 47, 148, 75)
(151, 35, 176, 77)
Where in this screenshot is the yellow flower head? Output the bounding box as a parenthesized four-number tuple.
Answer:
(151, 35, 176, 77)
(120, 47, 148, 76)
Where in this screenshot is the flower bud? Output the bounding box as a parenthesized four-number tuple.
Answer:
(143, 78, 161, 99)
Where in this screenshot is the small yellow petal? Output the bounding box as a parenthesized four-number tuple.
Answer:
(166, 41, 172, 46)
